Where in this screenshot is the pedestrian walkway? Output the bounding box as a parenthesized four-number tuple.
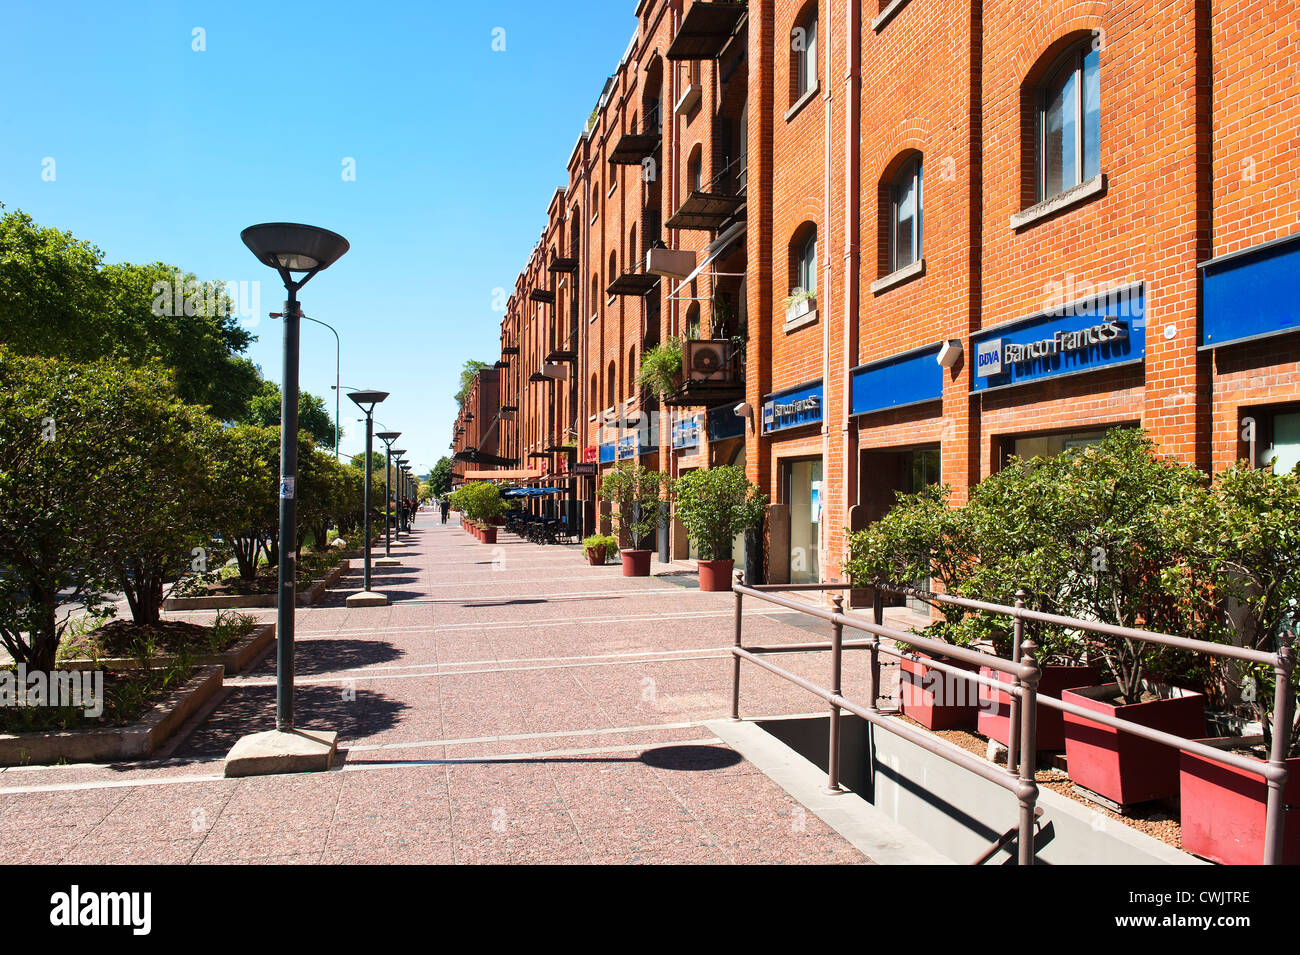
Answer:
(0, 517, 884, 864)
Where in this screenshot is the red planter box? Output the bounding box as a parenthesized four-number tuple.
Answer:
(480, 527, 497, 545)
(900, 654, 980, 730)
(978, 665, 1100, 751)
(698, 559, 734, 592)
(1062, 683, 1205, 806)
(584, 546, 607, 566)
(621, 549, 651, 577)
(1180, 746, 1300, 865)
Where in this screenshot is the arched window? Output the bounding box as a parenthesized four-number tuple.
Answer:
(1037, 39, 1100, 201)
(791, 225, 817, 296)
(793, 4, 818, 102)
(590, 373, 598, 413)
(890, 156, 922, 273)
(628, 345, 637, 397)
(687, 145, 703, 193)
(685, 302, 701, 341)
(608, 250, 618, 287)
(607, 361, 616, 407)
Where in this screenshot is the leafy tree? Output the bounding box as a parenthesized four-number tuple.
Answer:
(241, 378, 338, 447)
(455, 359, 489, 405)
(0, 349, 221, 667)
(673, 466, 765, 560)
(599, 462, 670, 550)
(0, 205, 260, 421)
(428, 456, 454, 497)
(208, 424, 280, 581)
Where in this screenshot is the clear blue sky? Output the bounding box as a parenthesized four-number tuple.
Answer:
(0, 0, 634, 477)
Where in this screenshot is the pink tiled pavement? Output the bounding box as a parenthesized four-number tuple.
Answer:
(0, 515, 892, 864)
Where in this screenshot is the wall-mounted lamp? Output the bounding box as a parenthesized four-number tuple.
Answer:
(937, 340, 964, 369)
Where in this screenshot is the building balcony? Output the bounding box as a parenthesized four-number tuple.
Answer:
(548, 256, 579, 275)
(609, 108, 662, 166)
(665, 1, 746, 61)
(529, 287, 555, 305)
(502, 345, 519, 355)
(546, 348, 578, 363)
(662, 339, 746, 409)
(607, 258, 662, 297)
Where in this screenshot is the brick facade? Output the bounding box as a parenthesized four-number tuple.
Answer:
(454, 0, 1299, 590)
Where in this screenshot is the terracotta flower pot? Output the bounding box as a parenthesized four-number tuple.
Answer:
(1179, 745, 1300, 865)
(621, 549, 651, 577)
(1062, 682, 1205, 806)
(900, 654, 980, 730)
(480, 526, 497, 545)
(584, 546, 607, 566)
(977, 664, 1101, 751)
(697, 559, 735, 592)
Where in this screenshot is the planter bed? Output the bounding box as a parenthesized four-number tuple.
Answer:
(61, 622, 275, 677)
(163, 559, 350, 610)
(0, 666, 223, 766)
(892, 713, 1185, 852)
(1179, 741, 1299, 865)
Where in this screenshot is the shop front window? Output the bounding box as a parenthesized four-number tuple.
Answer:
(786, 458, 822, 585)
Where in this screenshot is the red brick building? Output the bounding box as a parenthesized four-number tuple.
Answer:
(458, 0, 1300, 590)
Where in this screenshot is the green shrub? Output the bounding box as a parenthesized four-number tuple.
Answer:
(582, 534, 619, 563)
(599, 463, 669, 550)
(673, 466, 766, 561)
(637, 338, 683, 399)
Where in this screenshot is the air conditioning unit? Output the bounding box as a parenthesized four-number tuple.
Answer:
(685, 340, 730, 382)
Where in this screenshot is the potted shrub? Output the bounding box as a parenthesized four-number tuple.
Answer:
(674, 466, 767, 592)
(1170, 463, 1300, 863)
(582, 534, 618, 566)
(637, 337, 683, 400)
(451, 482, 505, 544)
(598, 462, 668, 577)
(844, 483, 983, 730)
(1029, 431, 1211, 805)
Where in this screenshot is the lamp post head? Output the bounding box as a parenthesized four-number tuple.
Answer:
(347, 390, 388, 415)
(376, 431, 401, 443)
(241, 223, 350, 286)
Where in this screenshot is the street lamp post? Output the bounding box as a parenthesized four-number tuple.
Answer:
(390, 450, 407, 539)
(376, 432, 401, 560)
(226, 221, 348, 776)
(346, 390, 389, 606)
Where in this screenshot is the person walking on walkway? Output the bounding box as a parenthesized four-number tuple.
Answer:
(439, 496, 450, 524)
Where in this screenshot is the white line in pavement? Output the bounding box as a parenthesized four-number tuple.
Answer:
(346, 718, 708, 752)
(340, 737, 727, 770)
(0, 726, 730, 796)
(290, 607, 802, 639)
(346, 645, 735, 674)
(231, 652, 734, 686)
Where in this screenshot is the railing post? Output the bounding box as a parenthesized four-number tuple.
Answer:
(828, 594, 844, 793)
(870, 589, 883, 712)
(1007, 589, 1026, 776)
(1264, 631, 1294, 865)
(731, 571, 744, 720)
(1017, 637, 1040, 866)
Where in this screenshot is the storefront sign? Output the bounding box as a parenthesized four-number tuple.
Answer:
(971, 284, 1145, 392)
(573, 462, 597, 476)
(1201, 234, 1300, 349)
(762, 381, 823, 434)
(582, 445, 598, 463)
(672, 416, 700, 450)
(850, 344, 944, 416)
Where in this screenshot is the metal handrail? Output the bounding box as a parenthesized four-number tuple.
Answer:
(730, 575, 1295, 865)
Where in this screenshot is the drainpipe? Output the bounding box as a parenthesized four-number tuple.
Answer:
(820, 0, 834, 586)
(842, 0, 861, 573)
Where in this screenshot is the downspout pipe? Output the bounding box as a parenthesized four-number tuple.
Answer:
(843, 0, 861, 574)
(821, 0, 834, 586)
